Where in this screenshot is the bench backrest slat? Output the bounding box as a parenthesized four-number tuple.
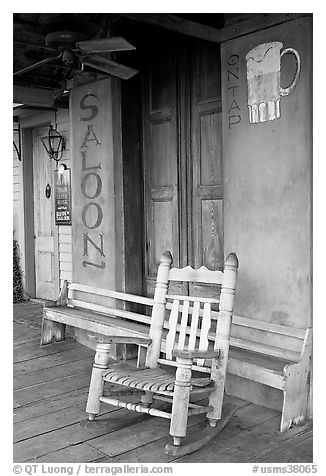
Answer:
(69, 299, 151, 325)
(69, 283, 154, 307)
(231, 322, 303, 357)
(229, 336, 300, 362)
(232, 315, 306, 339)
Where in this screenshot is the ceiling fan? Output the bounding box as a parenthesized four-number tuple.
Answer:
(13, 30, 139, 80)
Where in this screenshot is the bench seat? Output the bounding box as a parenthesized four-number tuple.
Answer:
(43, 305, 150, 341)
(228, 347, 290, 390)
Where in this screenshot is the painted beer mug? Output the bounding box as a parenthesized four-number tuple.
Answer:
(246, 41, 300, 124)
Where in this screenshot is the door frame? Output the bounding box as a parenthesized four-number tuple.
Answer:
(20, 112, 60, 299)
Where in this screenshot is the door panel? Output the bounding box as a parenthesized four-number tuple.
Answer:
(199, 112, 223, 185)
(33, 126, 59, 300)
(191, 40, 224, 272)
(143, 39, 179, 295)
(152, 200, 173, 262)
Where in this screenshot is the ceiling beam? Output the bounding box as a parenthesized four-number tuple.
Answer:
(13, 85, 57, 108)
(121, 13, 221, 43)
(220, 13, 309, 42)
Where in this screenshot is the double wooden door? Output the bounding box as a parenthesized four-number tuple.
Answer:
(142, 36, 223, 295)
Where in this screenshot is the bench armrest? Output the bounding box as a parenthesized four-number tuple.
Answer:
(172, 349, 220, 360)
(44, 280, 69, 308)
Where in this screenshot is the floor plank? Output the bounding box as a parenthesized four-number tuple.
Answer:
(249, 426, 313, 462)
(14, 407, 150, 462)
(14, 356, 93, 390)
(14, 339, 82, 363)
(87, 404, 207, 458)
(98, 404, 278, 463)
(14, 371, 92, 407)
(14, 405, 87, 443)
(14, 327, 40, 342)
(14, 336, 40, 348)
(32, 443, 107, 463)
(14, 399, 125, 444)
(14, 388, 89, 424)
(14, 346, 94, 375)
(176, 419, 313, 463)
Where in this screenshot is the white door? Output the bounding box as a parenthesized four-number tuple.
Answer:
(33, 126, 59, 300)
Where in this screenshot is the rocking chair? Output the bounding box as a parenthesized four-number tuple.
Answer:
(86, 251, 238, 456)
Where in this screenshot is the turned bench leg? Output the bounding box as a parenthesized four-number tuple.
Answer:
(86, 343, 111, 420)
(40, 318, 66, 346)
(169, 357, 192, 445)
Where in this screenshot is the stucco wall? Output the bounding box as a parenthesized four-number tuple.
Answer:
(222, 16, 312, 329)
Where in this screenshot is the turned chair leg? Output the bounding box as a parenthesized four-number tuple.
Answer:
(141, 391, 153, 408)
(86, 343, 111, 420)
(170, 357, 192, 445)
(207, 365, 225, 427)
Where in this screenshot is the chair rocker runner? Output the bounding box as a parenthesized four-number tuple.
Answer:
(86, 251, 238, 456)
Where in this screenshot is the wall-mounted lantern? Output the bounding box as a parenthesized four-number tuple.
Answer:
(41, 125, 66, 162)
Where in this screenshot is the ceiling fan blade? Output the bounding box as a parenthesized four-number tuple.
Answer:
(76, 37, 136, 53)
(82, 55, 138, 80)
(13, 54, 61, 76)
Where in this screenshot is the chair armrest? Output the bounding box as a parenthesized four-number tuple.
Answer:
(172, 349, 220, 360)
(100, 336, 152, 345)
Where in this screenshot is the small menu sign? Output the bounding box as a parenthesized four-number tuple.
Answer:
(54, 166, 72, 225)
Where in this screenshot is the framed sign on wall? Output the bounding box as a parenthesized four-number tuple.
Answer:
(54, 164, 72, 225)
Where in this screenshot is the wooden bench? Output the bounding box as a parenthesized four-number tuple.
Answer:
(41, 281, 154, 356)
(42, 275, 312, 433)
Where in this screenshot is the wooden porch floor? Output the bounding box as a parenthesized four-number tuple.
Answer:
(13, 302, 313, 464)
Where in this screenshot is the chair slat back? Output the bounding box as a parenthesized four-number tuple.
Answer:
(188, 301, 200, 350)
(146, 251, 238, 371)
(164, 297, 216, 368)
(165, 299, 180, 359)
(198, 302, 212, 366)
(177, 300, 189, 350)
(168, 266, 224, 284)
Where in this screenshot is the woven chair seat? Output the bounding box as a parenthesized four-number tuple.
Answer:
(102, 363, 212, 393)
